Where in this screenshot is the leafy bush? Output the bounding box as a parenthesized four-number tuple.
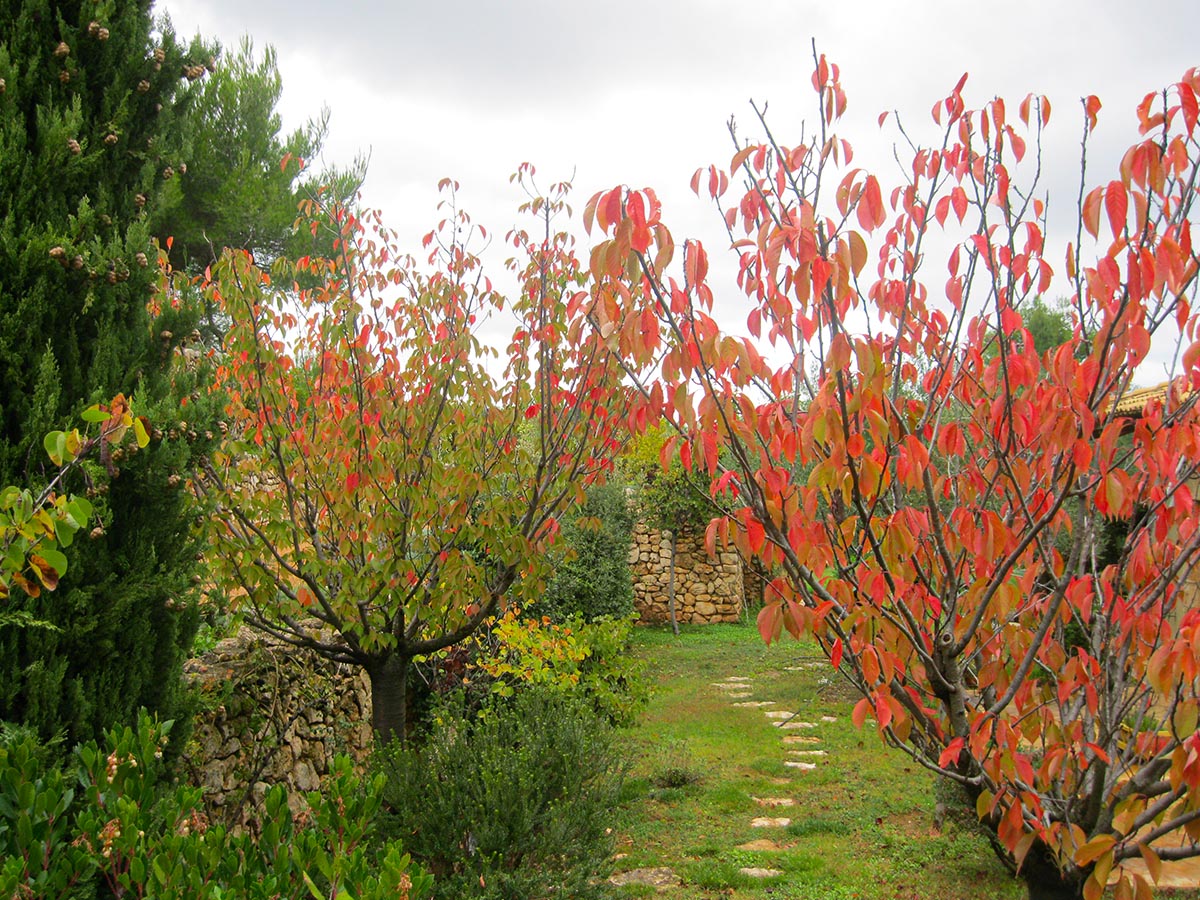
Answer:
(534, 483, 635, 622)
(414, 610, 648, 729)
(379, 689, 624, 900)
(0, 713, 432, 900)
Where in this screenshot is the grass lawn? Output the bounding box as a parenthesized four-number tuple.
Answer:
(611, 622, 1025, 900)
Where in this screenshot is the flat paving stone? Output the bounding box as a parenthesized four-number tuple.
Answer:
(785, 761, 818, 770)
(751, 816, 792, 827)
(733, 701, 775, 707)
(751, 796, 795, 807)
(776, 721, 818, 729)
(820, 715, 838, 723)
(781, 735, 821, 744)
(608, 867, 681, 890)
(711, 683, 745, 690)
(787, 749, 828, 757)
(727, 692, 751, 699)
(740, 867, 783, 878)
(725, 676, 752, 682)
(764, 710, 798, 719)
(737, 838, 784, 851)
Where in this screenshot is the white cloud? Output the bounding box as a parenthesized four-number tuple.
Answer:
(159, 0, 1200, 374)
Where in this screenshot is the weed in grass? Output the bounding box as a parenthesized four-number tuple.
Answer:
(649, 739, 704, 789)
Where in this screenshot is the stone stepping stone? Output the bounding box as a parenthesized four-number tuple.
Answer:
(781, 735, 821, 744)
(608, 867, 681, 890)
(751, 816, 791, 827)
(785, 761, 817, 771)
(740, 867, 783, 878)
(820, 715, 837, 723)
(737, 838, 783, 851)
(725, 676, 752, 682)
(787, 749, 828, 757)
(733, 701, 774, 708)
(776, 721, 818, 729)
(727, 692, 751, 699)
(764, 710, 798, 719)
(751, 796, 795, 808)
(711, 682, 746, 690)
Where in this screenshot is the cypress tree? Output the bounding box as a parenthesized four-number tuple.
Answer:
(0, 1, 216, 746)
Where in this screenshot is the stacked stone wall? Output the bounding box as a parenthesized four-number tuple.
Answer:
(180, 624, 372, 832)
(628, 522, 744, 624)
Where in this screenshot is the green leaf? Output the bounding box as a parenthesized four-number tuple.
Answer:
(38, 545, 69, 577)
(54, 516, 76, 548)
(134, 417, 150, 448)
(81, 405, 110, 423)
(67, 497, 93, 525)
(43, 431, 65, 466)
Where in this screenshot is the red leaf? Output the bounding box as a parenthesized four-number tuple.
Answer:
(1104, 182, 1128, 239)
(874, 693, 892, 729)
(345, 472, 360, 492)
(831, 637, 843, 669)
(852, 697, 872, 729)
(939, 737, 966, 769)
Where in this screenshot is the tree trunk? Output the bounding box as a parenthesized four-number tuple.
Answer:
(667, 528, 679, 636)
(1020, 840, 1087, 900)
(367, 653, 409, 746)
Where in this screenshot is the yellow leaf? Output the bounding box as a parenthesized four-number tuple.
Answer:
(1075, 835, 1115, 867)
(1138, 844, 1162, 884)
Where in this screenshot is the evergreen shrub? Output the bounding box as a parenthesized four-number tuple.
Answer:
(379, 689, 624, 900)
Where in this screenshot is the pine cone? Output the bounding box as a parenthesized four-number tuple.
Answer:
(97, 27, 109, 41)
(88, 21, 100, 37)
(153, 48, 165, 63)
(103, 133, 118, 146)
(67, 138, 81, 154)
(54, 42, 69, 58)
(137, 79, 150, 93)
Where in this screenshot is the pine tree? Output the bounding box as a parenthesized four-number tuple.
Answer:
(0, 1, 216, 746)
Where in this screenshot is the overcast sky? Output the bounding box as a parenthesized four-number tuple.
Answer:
(159, 0, 1200, 377)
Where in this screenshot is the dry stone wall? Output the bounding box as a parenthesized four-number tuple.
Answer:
(180, 624, 372, 832)
(628, 522, 745, 624)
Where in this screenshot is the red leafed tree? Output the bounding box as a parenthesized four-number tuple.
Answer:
(587, 51, 1200, 900)
(195, 169, 643, 744)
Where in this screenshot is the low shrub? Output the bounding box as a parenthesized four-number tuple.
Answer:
(533, 483, 636, 623)
(378, 688, 624, 900)
(0, 713, 432, 900)
(412, 610, 648, 731)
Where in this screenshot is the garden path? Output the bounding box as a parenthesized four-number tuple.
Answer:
(609, 657, 1200, 895)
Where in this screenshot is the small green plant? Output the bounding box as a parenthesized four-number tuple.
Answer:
(0, 713, 432, 900)
(379, 688, 623, 899)
(649, 739, 704, 789)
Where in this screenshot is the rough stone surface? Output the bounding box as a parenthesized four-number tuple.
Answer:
(751, 816, 792, 828)
(737, 838, 784, 851)
(752, 796, 795, 807)
(629, 522, 744, 624)
(608, 867, 681, 890)
(181, 623, 372, 832)
(739, 867, 783, 878)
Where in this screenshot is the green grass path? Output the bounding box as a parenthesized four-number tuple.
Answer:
(610, 623, 1024, 900)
